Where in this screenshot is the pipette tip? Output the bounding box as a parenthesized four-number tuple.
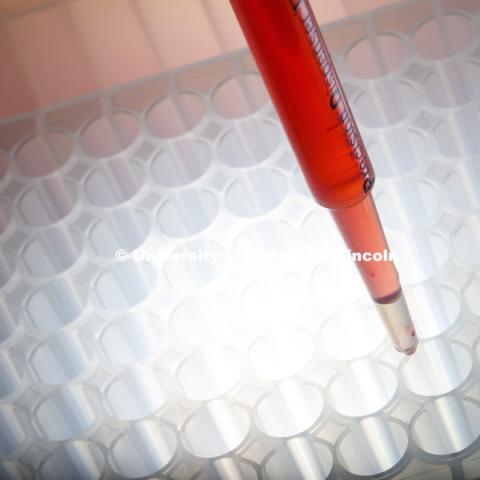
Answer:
(375, 290, 418, 355)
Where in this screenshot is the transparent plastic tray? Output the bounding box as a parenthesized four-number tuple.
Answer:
(0, 0, 480, 478)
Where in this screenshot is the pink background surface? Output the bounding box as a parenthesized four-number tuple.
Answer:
(0, 0, 400, 118)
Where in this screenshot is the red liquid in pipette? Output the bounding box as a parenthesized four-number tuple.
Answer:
(230, 0, 418, 354)
(331, 194, 401, 303)
(230, 0, 373, 209)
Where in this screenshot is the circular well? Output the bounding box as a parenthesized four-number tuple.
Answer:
(337, 418, 408, 476)
(402, 339, 472, 396)
(0, 351, 23, 400)
(80, 112, 139, 158)
(21, 226, 82, 278)
(25, 278, 87, 331)
(176, 345, 242, 401)
(147, 93, 204, 138)
(265, 439, 333, 480)
(413, 397, 480, 456)
(157, 189, 219, 237)
(212, 74, 269, 119)
(256, 381, 324, 437)
(412, 14, 474, 60)
(0, 405, 28, 457)
(34, 385, 96, 441)
(225, 169, 287, 217)
(104, 366, 170, 421)
(248, 328, 315, 381)
(18, 177, 77, 227)
(94, 260, 156, 310)
(151, 138, 211, 187)
(84, 157, 144, 208)
(16, 131, 73, 177)
(182, 401, 250, 458)
(218, 118, 278, 167)
(328, 361, 397, 417)
(346, 34, 406, 79)
(29, 330, 91, 385)
(40, 441, 105, 480)
(0, 249, 15, 290)
(320, 303, 386, 360)
(110, 421, 177, 478)
(98, 313, 164, 365)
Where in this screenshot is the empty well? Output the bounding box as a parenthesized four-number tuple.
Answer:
(29, 331, 92, 385)
(265, 439, 333, 480)
(176, 345, 242, 401)
(0, 351, 23, 400)
(217, 118, 279, 167)
(225, 169, 287, 217)
(346, 34, 407, 79)
(84, 157, 144, 208)
(404, 283, 459, 339)
(413, 396, 480, 456)
(0, 200, 12, 236)
(34, 385, 97, 441)
(163, 239, 223, 290)
(212, 74, 269, 119)
(207, 458, 258, 480)
(0, 300, 19, 344)
(444, 160, 480, 211)
(109, 421, 177, 478)
(402, 339, 472, 396)
(248, 327, 315, 381)
(375, 178, 439, 229)
(367, 128, 432, 178)
(242, 270, 308, 330)
(18, 177, 77, 226)
(21, 226, 83, 277)
(0, 462, 32, 480)
(328, 360, 397, 417)
(0, 406, 28, 457)
(311, 257, 370, 308)
(169, 294, 241, 346)
(182, 401, 250, 458)
(320, 303, 386, 361)
(452, 214, 480, 265)
(39, 441, 105, 480)
(412, 14, 475, 60)
(234, 219, 297, 270)
(466, 277, 480, 316)
(104, 366, 170, 421)
(15, 131, 73, 177)
(151, 138, 212, 187)
(146, 93, 204, 138)
(94, 260, 156, 310)
(98, 313, 164, 365)
(242, 273, 307, 330)
(255, 380, 324, 437)
(423, 62, 475, 107)
(0, 152, 9, 185)
(353, 80, 420, 127)
(80, 112, 139, 158)
(337, 417, 408, 476)
(157, 189, 219, 237)
(389, 231, 449, 284)
(88, 206, 150, 258)
(433, 107, 480, 158)
(0, 249, 15, 290)
(0, 360, 21, 408)
(25, 278, 87, 331)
